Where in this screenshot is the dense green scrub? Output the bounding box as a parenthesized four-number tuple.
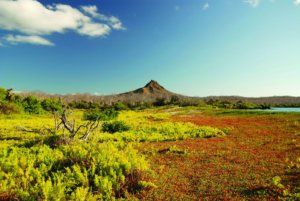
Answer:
(97, 122, 225, 142)
(0, 142, 150, 200)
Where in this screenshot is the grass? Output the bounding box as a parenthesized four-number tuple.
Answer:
(0, 107, 299, 200)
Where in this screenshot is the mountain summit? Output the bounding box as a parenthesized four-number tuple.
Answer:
(133, 80, 167, 94)
(115, 80, 181, 103)
(145, 80, 165, 90)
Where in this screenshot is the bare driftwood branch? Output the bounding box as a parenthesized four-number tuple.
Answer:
(60, 109, 100, 141)
(17, 109, 100, 141)
(54, 111, 63, 132)
(80, 119, 101, 142)
(61, 110, 75, 136)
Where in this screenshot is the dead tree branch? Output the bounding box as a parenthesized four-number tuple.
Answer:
(80, 119, 101, 142)
(60, 109, 100, 141)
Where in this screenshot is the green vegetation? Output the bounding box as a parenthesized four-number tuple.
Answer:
(83, 109, 119, 121)
(102, 121, 130, 134)
(22, 96, 44, 114)
(205, 99, 271, 109)
(0, 88, 64, 115)
(0, 142, 150, 200)
(0, 88, 22, 114)
(41, 98, 63, 112)
(0, 101, 20, 115)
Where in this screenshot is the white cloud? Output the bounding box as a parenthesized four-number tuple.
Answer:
(81, 5, 126, 30)
(0, 0, 125, 46)
(78, 23, 111, 37)
(294, 0, 300, 5)
(202, 3, 210, 10)
(109, 16, 126, 30)
(81, 5, 99, 18)
(3, 35, 54, 46)
(244, 0, 261, 7)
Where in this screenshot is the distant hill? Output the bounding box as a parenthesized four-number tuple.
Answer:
(105, 80, 186, 103)
(15, 80, 300, 106)
(114, 80, 182, 102)
(129, 80, 170, 95)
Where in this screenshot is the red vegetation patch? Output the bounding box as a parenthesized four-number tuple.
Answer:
(138, 113, 300, 200)
(172, 115, 273, 128)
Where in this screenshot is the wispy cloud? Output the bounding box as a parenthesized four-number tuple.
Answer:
(174, 5, 180, 11)
(0, 0, 125, 46)
(3, 35, 54, 46)
(81, 5, 126, 30)
(202, 3, 210, 10)
(244, 0, 261, 7)
(244, 0, 298, 8)
(294, 0, 300, 5)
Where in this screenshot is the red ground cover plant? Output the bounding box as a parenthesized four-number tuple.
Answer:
(137, 112, 300, 200)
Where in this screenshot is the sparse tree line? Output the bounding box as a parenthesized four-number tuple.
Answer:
(0, 87, 201, 114)
(2, 87, 300, 116)
(204, 99, 271, 109)
(203, 96, 300, 107)
(0, 87, 132, 142)
(0, 87, 63, 114)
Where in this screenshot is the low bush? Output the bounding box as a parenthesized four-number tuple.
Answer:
(113, 101, 128, 111)
(0, 88, 7, 101)
(41, 98, 63, 112)
(83, 108, 119, 121)
(102, 121, 130, 133)
(22, 96, 44, 114)
(0, 101, 20, 114)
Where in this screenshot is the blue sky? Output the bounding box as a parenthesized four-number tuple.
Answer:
(0, 0, 300, 97)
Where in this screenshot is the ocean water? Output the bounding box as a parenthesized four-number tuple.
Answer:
(265, 107, 300, 112)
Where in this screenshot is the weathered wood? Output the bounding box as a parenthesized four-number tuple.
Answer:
(60, 109, 100, 141)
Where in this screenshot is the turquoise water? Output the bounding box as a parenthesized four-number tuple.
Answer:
(266, 107, 300, 112)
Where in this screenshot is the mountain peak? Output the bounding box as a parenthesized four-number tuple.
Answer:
(144, 80, 165, 90)
(126, 80, 168, 95)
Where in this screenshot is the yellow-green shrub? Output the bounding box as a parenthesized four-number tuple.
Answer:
(0, 142, 150, 200)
